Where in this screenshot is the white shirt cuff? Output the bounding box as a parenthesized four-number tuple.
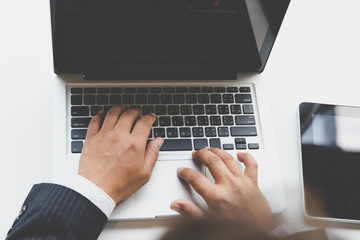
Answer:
(58, 175, 115, 218)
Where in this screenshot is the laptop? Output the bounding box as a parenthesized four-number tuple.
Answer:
(51, 0, 290, 220)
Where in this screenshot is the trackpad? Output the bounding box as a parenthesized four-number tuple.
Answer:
(134, 160, 205, 218)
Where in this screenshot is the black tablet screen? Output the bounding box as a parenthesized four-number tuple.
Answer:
(300, 102, 360, 220)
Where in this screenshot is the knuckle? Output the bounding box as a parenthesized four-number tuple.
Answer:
(137, 117, 152, 128)
(186, 171, 202, 184)
(206, 155, 220, 165)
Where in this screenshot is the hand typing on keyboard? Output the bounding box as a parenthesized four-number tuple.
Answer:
(170, 149, 274, 235)
(78, 106, 164, 203)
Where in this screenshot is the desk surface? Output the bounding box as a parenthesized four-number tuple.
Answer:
(1, 0, 360, 239)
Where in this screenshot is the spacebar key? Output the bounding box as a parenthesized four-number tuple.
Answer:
(160, 139, 193, 151)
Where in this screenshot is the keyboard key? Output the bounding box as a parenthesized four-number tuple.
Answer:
(84, 95, 96, 105)
(124, 87, 136, 93)
(198, 94, 210, 103)
(110, 95, 121, 105)
(210, 116, 221, 125)
(236, 144, 247, 150)
(227, 87, 238, 93)
(111, 87, 123, 93)
(210, 138, 221, 149)
(210, 94, 222, 103)
(142, 106, 155, 115)
(214, 87, 226, 93)
(148, 94, 160, 104)
(174, 94, 185, 104)
(71, 95, 82, 105)
(71, 106, 89, 116)
(205, 127, 217, 137)
(90, 106, 102, 116)
(160, 139, 192, 151)
(123, 95, 135, 104)
(218, 105, 229, 114)
(172, 116, 184, 126)
(218, 127, 229, 137)
(180, 127, 191, 137)
(71, 141, 83, 153)
(181, 105, 192, 115)
(97, 95, 108, 105)
(84, 88, 96, 94)
(197, 116, 209, 126)
(98, 88, 109, 94)
(161, 94, 172, 104)
(223, 94, 234, 103)
(235, 94, 252, 103)
(240, 87, 251, 93)
(235, 116, 256, 125)
(137, 87, 149, 93)
(230, 105, 242, 114)
(159, 117, 171, 126)
(154, 128, 166, 138)
(202, 87, 213, 93)
(167, 128, 179, 138)
(136, 95, 147, 104)
(153, 117, 158, 127)
(230, 127, 257, 136)
(155, 105, 167, 115)
(194, 139, 209, 150)
(192, 127, 204, 137)
(223, 144, 235, 150)
(189, 87, 201, 93)
(176, 87, 188, 93)
(248, 143, 260, 149)
(186, 94, 197, 104)
(243, 105, 254, 114)
(71, 88, 83, 94)
(205, 105, 217, 114)
(71, 118, 92, 128)
(168, 105, 179, 115)
(235, 138, 246, 144)
(71, 129, 87, 139)
(193, 105, 205, 115)
(223, 116, 234, 125)
(150, 87, 162, 93)
(163, 87, 175, 93)
(185, 116, 196, 126)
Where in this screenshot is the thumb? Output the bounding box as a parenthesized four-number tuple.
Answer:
(171, 199, 205, 218)
(144, 137, 164, 172)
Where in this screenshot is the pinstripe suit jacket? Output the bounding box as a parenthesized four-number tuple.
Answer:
(6, 183, 107, 240)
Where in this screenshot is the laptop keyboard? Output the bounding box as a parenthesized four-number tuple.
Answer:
(70, 86, 260, 154)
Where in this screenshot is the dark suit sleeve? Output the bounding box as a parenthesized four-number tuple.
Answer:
(6, 183, 108, 240)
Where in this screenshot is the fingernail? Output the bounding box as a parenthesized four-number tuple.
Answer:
(177, 167, 185, 175)
(171, 204, 181, 212)
(156, 138, 164, 148)
(149, 112, 156, 117)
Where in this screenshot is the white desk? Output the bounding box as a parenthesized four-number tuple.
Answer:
(1, 0, 360, 239)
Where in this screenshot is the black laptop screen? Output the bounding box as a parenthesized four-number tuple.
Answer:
(50, 0, 290, 78)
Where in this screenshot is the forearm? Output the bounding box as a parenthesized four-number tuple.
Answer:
(7, 183, 107, 240)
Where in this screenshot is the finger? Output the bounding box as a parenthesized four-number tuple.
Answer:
(86, 110, 104, 138)
(170, 199, 205, 218)
(177, 167, 215, 200)
(237, 153, 258, 182)
(114, 108, 141, 134)
(100, 106, 124, 132)
(132, 113, 156, 141)
(144, 137, 164, 173)
(192, 149, 232, 183)
(208, 148, 242, 177)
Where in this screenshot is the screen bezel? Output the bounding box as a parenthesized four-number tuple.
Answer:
(299, 102, 360, 224)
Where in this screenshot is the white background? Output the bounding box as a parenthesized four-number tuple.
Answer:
(1, 0, 360, 239)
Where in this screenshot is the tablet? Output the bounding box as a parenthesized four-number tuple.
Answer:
(299, 102, 360, 223)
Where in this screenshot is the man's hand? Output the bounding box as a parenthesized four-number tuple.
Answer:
(170, 148, 274, 234)
(78, 106, 164, 203)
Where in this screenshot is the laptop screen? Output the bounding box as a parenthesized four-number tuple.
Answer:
(51, 0, 290, 79)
